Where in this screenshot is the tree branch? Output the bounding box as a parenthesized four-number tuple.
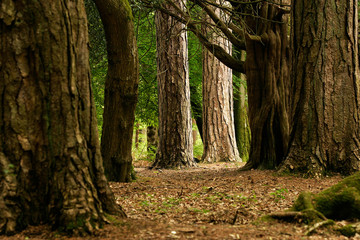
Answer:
(160, 0, 245, 73)
(192, 0, 246, 50)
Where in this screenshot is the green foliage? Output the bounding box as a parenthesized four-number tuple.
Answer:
(270, 188, 288, 202)
(85, 0, 107, 135)
(132, 7, 158, 126)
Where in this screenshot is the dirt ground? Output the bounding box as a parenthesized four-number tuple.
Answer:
(2, 162, 359, 239)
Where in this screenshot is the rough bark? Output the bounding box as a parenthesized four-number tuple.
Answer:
(0, 0, 124, 235)
(233, 49, 251, 161)
(94, 0, 139, 182)
(201, 1, 240, 163)
(279, 0, 360, 176)
(153, 0, 195, 168)
(241, 1, 290, 170)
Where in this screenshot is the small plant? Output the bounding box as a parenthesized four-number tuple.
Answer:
(140, 200, 151, 207)
(190, 192, 200, 198)
(189, 207, 210, 214)
(270, 188, 289, 202)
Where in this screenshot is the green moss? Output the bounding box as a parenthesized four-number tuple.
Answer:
(292, 192, 314, 211)
(65, 216, 86, 231)
(338, 225, 356, 237)
(119, 0, 133, 21)
(130, 164, 137, 181)
(312, 172, 360, 219)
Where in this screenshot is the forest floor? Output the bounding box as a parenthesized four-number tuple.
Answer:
(3, 161, 358, 239)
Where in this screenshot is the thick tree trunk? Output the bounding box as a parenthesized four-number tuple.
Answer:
(153, 0, 195, 168)
(233, 50, 251, 161)
(0, 0, 124, 235)
(280, 0, 360, 176)
(94, 0, 139, 182)
(241, 1, 290, 170)
(201, 1, 240, 163)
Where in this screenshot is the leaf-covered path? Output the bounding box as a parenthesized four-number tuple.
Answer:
(2, 162, 353, 239)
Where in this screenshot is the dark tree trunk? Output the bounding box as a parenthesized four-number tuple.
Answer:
(201, 2, 240, 163)
(94, 0, 139, 182)
(153, 0, 195, 168)
(241, 1, 290, 170)
(279, 0, 360, 176)
(146, 125, 158, 155)
(0, 0, 124, 235)
(135, 123, 140, 149)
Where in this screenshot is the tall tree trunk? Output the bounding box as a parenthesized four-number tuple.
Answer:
(0, 0, 124, 235)
(153, 0, 195, 168)
(94, 0, 139, 182)
(280, 0, 360, 176)
(233, 50, 251, 161)
(201, 1, 240, 163)
(241, 1, 290, 170)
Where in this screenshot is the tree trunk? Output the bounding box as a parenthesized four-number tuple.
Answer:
(241, 1, 290, 170)
(153, 0, 195, 169)
(94, 0, 139, 182)
(147, 125, 158, 156)
(201, 1, 240, 163)
(280, 0, 360, 176)
(190, 86, 203, 142)
(233, 49, 251, 161)
(135, 123, 140, 149)
(0, 0, 124, 235)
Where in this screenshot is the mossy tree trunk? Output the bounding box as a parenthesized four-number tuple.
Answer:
(280, 0, 360, 176)
(153, 0, 195, 168)
(241, 1, 291, 170)
(233, 49, 250, 161)
(94, 0, 139, 182)
(0, 0, 125, 235)
(201, 0, 240, 163)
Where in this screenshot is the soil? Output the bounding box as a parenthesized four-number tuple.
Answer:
(2, 161, 358, 240)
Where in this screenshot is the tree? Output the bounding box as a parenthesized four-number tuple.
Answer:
(94, 0, 139, 182)
(240, 0, 291, 170)
(201, 1, 240, 163)
(233, 49, 251, 161)
(153, 0, 195, 168)
(143, 0, 291, 170)
(279, 0, 360, 176)
(0, 0, 125, 235)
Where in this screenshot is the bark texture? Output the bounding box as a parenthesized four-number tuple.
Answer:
(280, 0, 360, 176)
(241, 1, 290, 170)
(0, 0, 124, 235)
(201, 2, 240, 163)
(233, 50, 251, 161)
(154, 0, 195, 168)
(94, 0, 139, 182)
